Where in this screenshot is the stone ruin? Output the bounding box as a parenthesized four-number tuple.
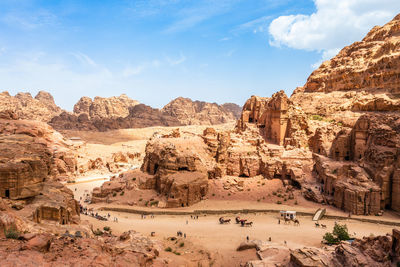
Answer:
(33, 204, 75, 225)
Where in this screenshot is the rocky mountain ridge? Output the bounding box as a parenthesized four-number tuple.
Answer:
(0, 92, 241, 130)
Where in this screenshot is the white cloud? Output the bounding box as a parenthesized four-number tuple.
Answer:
(0, 47, 6, 56)
(2, 10, 57, 29)
(122, 59, 163, 77)
(166, 53, 186, 66)
(269, 0, 400, 63)
(123, 65, 145, 77)
(235, 15, 272, 34)
(71, 52, 98, 67)
(223, 49, 236, 58)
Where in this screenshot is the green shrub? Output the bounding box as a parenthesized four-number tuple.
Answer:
(103, 226, 111, 232)
(323, 232, 339, 244)
(93, 229, 103, 236)
(311, 115, 324, 121)
(132, 177, 136, 181)
(333, 224, 350, 241)
(272, 192, 277, 196)
(138, 198, 143, 202)
(4, 228, 19, 239)
(112, 192, 117, 197)
(173, 251, 181, 255)
(276, 200, 282, 204)
(165, 247, 172, 252)
(120, 191, 125, 196)
(322, 223, 350, 244)
(179, 242, 184, 247)
(150, 200, 159, 206)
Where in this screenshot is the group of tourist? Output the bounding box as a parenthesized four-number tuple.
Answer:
(177, 231, 187, 238)
(140, 214, 155, 219)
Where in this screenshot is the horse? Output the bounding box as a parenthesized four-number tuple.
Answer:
(315, 223, 320, 227)
(244, 222, 253, 227)
(321, 224, 327, 228)
(219, 217, 231, 224)
(284, 217, 291, 224)
(293, 219, 300, 226)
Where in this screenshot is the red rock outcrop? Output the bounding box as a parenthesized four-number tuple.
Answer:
(0, 119, 77, 199)
(238, 91, 309, 148)
(50, 104, 182, 131)
(291, 14, 400, 117)
(290, 231, 399, 267)
(161, 97, 239, 125)
(73, 94, 139, 119)
(0, 230, 164, 267)
(0, 91, 62, 122)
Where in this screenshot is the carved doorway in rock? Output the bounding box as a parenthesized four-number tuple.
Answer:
(5, 189, 9, 198)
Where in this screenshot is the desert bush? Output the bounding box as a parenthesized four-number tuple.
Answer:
(5, 228, 19, 239)
(323, 232, 339, 244)
(323, 223, 350, 244)
(333, 224, 350, 241)
(311, 115, 324, 121)
(93, 229, 104, 236)
(103, 226, 111, 232)
(165, 247, 172, 252)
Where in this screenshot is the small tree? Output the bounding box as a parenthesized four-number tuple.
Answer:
(323, 223, 350, 244)
(323, 232, 339, 244)
(332, 224, 350, 241)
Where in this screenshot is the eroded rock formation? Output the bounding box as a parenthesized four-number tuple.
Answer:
(73, 94, 139, 119)
(161, 97, 240, 125)
(0, 91, 62, 122)
(0, 119, 77, 199)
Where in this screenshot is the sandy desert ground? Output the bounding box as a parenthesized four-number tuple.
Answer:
(67, 176, 399, 266)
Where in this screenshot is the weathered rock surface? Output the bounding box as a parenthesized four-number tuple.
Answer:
(0, 91, 62, 122)
(238, 91, 309, 148)
(50, 104, 182, 131)
(0, 230, 164, 267)
(0, 119, 77, 199)
(291, 14, 400, 117)
(290, 231, 399, 267)
(161, 97, 239, 125)
(50, 96, 239, 131)
(73, 94, 139, 119)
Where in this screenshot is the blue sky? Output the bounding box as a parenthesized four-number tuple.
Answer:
(0, 0, 399, 110)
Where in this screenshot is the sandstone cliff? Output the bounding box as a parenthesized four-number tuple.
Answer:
(161, 97, 240, 125)
(0, 91, 62, 122)
(0, 119, 77, 200)
(50, 104, 182, 131)
(291, 14, 400, 119)
(286, 14, 400, 215)
(73, 94, 139, 119)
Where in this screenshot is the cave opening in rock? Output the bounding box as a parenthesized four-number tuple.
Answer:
(5, 189, 9, 198)
(153, 164, 159, 174)
(239, 174, 249, 178)
(178, 167, 189, 171)
(249, 118, 253, 123)
(291, 180, 301, 189)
